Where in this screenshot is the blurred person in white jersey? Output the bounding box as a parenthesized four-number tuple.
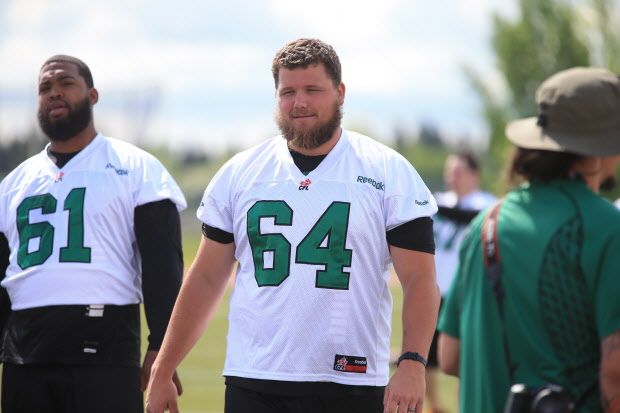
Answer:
(426, 152, 496, 412)
(0, 55, 185, 412)
(146, 38, 440, 413)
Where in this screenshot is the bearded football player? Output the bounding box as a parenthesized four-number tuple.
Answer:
(0, 55, 185, 412)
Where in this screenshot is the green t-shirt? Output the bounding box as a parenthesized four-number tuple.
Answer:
(438, 179, 620, 413)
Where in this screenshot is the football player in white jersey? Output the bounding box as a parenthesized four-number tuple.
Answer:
(0, 55, 185, 412)
(147, 38, 440, 413)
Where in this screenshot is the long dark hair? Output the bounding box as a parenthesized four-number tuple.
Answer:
(508, 147, 584, 184)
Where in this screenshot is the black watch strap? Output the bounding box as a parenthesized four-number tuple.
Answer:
(397, 351, 428, 367)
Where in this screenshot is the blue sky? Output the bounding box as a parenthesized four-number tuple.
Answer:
(0, 0, 517, 154)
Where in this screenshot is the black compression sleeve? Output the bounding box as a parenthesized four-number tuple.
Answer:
(0, 233, 11, 348)
(202, 223, 234, 244)
(0, 233, 8, 281)
(386, 217, 435, 254)
(135, 200, 183, 351)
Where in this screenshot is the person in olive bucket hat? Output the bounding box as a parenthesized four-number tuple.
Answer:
(437, 67, 620, 413)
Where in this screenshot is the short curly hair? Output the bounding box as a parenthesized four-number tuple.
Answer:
(41, 55, 94, 88)
(271, 38, 341, 88)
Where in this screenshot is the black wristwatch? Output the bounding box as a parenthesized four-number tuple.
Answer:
(397, 351, 428, 367)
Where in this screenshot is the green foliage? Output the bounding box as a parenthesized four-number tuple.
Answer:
(398, 142, 450, 192)
(465, 0, 620, 194)
(589, 0, 620, 71)
(494, 0, 590, 116)
(463, 66, 512, 194)
(0, 132, 46, 179)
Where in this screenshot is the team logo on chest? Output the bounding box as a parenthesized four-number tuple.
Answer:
(298, 178, 312, 191)
(54, 171, 64, 183)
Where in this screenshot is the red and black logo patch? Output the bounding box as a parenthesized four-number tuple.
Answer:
(333, 354, 367, 373)
(298, 178, 312, 190)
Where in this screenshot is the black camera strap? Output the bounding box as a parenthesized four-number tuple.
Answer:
(481, 199, 517, 381)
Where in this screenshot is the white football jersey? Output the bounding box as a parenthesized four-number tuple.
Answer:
(0, 134, 186, 310)
(198, 130, 437, 386)
(433, 190, 496, 295)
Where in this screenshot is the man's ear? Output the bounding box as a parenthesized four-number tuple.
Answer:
(89, 88, 99, 106)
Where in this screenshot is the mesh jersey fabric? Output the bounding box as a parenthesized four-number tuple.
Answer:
(433, 190, 496, 295)
(0, 133, 186, 309)
(197, 130, 437, 386)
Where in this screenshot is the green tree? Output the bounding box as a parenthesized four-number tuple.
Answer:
(586, 0, 620, 71)
(0, 130, 46, 179)
(468, 0, 591, 192)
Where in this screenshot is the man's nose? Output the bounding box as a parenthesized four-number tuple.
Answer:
(293, 93, 308, 109)
(49, 85, 63, 99)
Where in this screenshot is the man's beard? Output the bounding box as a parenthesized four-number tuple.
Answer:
(600, 175, 617, 192)
(276, 103, 342, 150)
(38, 96, 92, 142)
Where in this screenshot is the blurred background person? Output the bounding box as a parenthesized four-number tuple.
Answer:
(427, 152, 496, 413)
(437, 67, 620, 413)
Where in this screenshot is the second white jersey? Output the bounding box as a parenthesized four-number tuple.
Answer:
(433, 190, 496, 295)
(0, 134, 186, 310)
(198, 131, 437, 386)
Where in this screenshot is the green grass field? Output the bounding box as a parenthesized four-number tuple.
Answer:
(147, 271, 459, 413)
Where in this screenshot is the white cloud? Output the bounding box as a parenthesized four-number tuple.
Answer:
(6, 0, 53, 27)
(140, 113, 277, 154)
(0, 0, 515, 151)
(456, 0, 518, 29)
(268, 0, 404, 43)
(342, 43, 460, 96)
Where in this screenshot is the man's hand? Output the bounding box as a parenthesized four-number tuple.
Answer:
(141, 350, 183, 395)
(383, 361, 426, 413)
(146, 371, 181, 413)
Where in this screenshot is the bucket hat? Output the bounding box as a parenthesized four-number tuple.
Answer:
(505, 67, 620, 156)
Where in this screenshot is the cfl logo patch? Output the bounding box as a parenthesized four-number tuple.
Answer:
(333, 354, 367, 373)
(298, 178, 312, 190)
(334, 356, 348, 371)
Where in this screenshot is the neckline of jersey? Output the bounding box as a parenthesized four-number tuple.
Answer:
(43, 133, 104, 172)
(282, 130, 349, 178)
